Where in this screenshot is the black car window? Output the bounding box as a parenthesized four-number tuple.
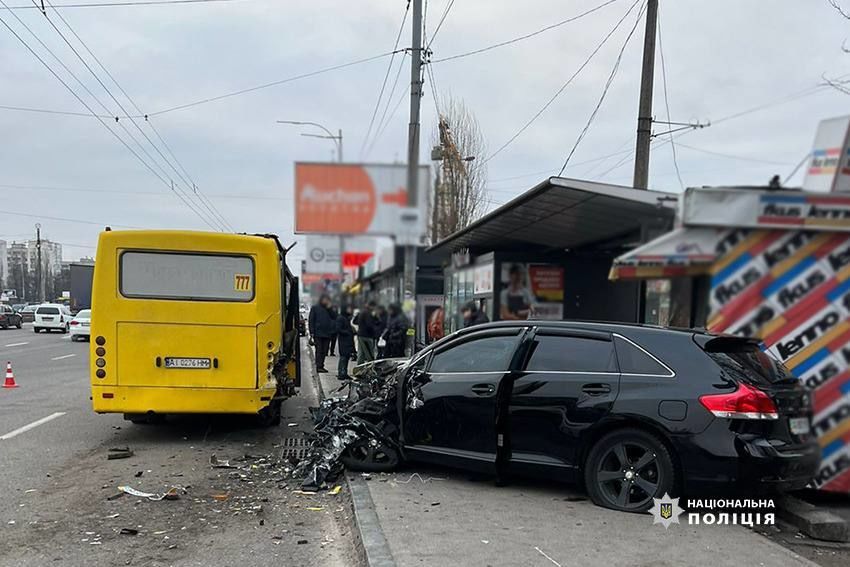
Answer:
(429, 334, 520, 374)
(525, 334, 618, 373)
(702, 338, 793, 385)
(614, 336, 672, 376)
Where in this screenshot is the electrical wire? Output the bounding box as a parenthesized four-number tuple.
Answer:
(557, 1, 646, 175)
(38, 0, 230, 230)
(0, 103, 112, 118)
(2, 0, 247, 8)
(360, 0, 410, 159)
(0, 182, 287, 200)
(0, 2, 215, 230)
(433, 0, 620, 63)
(674, 142, 793, 166)
(367, 51, 408, 155)
(372, 84, 410, 146)
(783, 152, 812, 186)
(483, 0, 642, 165)
(425, 0, 455, 49)
(0, 209, 142, 228)
(149, 50, 401, 117)
(656, 9, 683, 191)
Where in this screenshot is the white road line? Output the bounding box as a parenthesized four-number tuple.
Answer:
(0, 412, 66, 441)
(51, 354, 76, 361)
(4, 342, 29, 347)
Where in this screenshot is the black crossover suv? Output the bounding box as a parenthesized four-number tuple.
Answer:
(344, 321, 820, 512)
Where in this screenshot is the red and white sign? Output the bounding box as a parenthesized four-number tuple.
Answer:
(295, 163, 429, 237)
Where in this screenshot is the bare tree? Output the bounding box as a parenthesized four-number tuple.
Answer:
(429, 97, 488, 243)
(826, 0, 850, 92)
(829, 0, 850, 18)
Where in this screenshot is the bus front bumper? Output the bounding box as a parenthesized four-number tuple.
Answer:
(91, 385, 279, 415)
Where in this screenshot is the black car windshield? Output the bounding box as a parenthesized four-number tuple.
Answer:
(703, 338, 794, 385)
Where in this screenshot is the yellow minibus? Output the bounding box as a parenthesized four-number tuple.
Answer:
(90, 230, 301, 425)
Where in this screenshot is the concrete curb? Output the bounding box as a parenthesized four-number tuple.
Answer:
(306, 344, 397, 567)
(777, 494, 850, 543)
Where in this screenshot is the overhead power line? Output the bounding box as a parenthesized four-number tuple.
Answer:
(149, 51, 402, 116)
(43, 0, 233, 229)
(0, 209, 141, 228)
(0, 1, 218, 230)
(2, 0, 247, 8)
(433, 0, 620, 63)
(425, 0, 455, 49)
(656, 9, 683, 191)
(558, 1, 647, 175)
(484, 0, 643, 165)
(0, 182, 287, 200)
(360, 0, 410, 159)
(26, 0, 224, 230)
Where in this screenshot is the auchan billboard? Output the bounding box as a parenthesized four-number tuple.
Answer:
(295, 162, 429, 238)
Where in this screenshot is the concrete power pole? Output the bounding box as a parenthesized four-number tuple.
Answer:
(35, 223, 42, 303)
(403, 0, 423, 312)
(632, 0, 658, 190)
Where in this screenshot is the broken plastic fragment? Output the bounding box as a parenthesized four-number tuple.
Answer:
(118, 486, 181, 501)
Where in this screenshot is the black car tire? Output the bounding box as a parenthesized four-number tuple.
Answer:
(341, 437, 400, 472)
(33, 327, 40, 333)
(15, 320, 21, 329)
(584, 429, 677, 513)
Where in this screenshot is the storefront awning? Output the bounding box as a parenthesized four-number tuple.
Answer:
(609, 227, 724, 280)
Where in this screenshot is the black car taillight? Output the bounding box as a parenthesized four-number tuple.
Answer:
(699, 383, 779, 420)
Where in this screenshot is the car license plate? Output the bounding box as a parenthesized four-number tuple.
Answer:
(42, 317, 54, 321)
(82, 322, 90, 327)
(789, 417, 810, 435)
(164, 357, 211, 369)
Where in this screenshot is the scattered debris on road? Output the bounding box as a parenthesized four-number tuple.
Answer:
(117, 485, 182, 501)
(107, 447, 134, 460)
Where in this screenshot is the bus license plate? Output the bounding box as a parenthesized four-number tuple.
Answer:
(164, 357, 211, 369)
(789, 417, 810, 435)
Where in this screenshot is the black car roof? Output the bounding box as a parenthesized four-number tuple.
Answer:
(451, 319, 713, 339)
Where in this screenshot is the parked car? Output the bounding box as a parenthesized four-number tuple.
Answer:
(0, 305, 22, 329)
(19, 305, 36, 323)
(33, 303, 72, 333)
(338, 321, 820, 512)
(11, 303, 26, 313)
(69, 309, 91, 341)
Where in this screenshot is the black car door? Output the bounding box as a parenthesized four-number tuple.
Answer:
(402, 327, 526, 472)
(509, 327, 620, 472)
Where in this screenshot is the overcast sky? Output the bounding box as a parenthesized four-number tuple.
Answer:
(0, 0, 848, 267)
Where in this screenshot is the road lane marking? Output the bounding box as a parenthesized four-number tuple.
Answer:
(4, 342, 29, 347)
(51, 354, 76, 361)
(0, 412, 66, 440)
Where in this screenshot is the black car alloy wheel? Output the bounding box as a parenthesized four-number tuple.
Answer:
(585, 429, 676, 512)
(341, 437, 400, 473)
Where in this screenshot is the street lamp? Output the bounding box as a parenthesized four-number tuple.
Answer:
(277, 120, 343, 163)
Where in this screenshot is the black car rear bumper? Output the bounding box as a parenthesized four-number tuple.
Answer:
(673, 420, 821, 493)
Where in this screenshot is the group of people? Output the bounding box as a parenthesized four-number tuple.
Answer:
(308, 294, 410, 380)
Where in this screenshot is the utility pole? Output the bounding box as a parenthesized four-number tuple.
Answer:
(403, 0, 423, 314)
(35, 223, 42, 303)
(632, 0, 658, 190)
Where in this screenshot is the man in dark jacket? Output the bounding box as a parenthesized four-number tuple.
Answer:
(309, 294, 336, 372)
(354, 300, 379, 364)
(335, 305, 356, 380)
(384, 303, 409, 358)
(462, 301, 489, 328)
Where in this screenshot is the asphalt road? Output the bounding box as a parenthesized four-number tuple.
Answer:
(0, 329, 361, 567)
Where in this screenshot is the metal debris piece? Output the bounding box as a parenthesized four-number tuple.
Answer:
(108, 447, 134, 460)
(118, 486, 181, 501)
(119, 528, 138, 536)
(209, 455, 236, 469)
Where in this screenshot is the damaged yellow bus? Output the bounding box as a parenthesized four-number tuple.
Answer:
(90, 230, 301, 425)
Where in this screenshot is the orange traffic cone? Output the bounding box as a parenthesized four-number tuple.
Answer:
(3, 361, 18, 388)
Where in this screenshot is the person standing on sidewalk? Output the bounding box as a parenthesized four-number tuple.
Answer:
(355, 300, 379, 364)
(335, 304, 356, 380)
(308, 294, 336, 373)
(328, 303, 339, 357)
(384, 303, 409, 358)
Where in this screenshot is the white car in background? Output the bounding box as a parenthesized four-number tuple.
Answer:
(69, 309, 91, 341)
(33, 304, 71, 333)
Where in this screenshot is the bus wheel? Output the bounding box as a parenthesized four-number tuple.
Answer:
(256, 400, 281, 427)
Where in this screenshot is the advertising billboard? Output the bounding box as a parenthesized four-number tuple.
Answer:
(708, 229, 850, 493)
(295, 163, 430, 239)
(803, 115, 850, 193)
(499, 262, 564, 320)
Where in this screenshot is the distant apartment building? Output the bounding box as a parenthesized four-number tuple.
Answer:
(1, 239, 64, 302)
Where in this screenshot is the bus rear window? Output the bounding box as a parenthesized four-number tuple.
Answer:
(120, 251, 254, 302)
